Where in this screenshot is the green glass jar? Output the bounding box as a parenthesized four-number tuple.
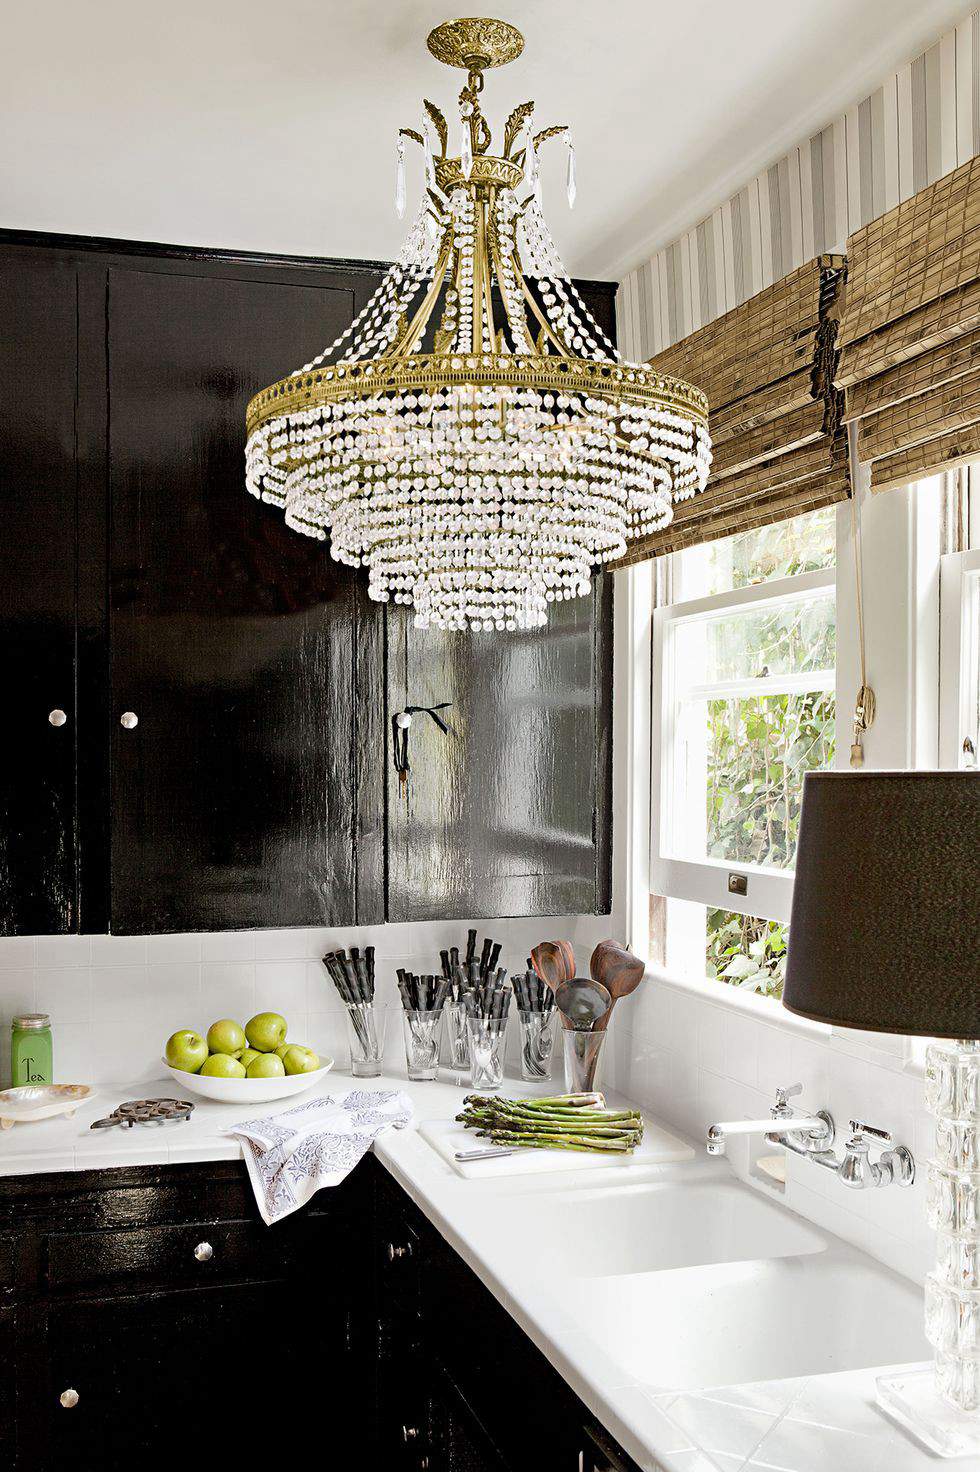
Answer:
(11, 1014, 53, 1087)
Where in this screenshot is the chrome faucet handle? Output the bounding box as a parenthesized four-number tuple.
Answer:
(774, 1083, 804, 1110)
(847, 1120, 893, 1146)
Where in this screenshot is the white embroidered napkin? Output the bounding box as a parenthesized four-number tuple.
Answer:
(226, 1090, 414, 1225)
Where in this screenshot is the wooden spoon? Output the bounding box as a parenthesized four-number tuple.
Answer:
(554, 978, 611, 1032)
(589, 940, 645, 1032)
(530, 941, 575, 994)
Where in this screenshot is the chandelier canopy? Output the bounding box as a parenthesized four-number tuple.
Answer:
(246, 17, 711, 630)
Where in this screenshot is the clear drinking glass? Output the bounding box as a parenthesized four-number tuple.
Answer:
(444, 999, 470, 1074)
(562, 1029, 607, 1095)
(402, 1009, 443, 1082)
(466, 1014, 508, 1091)
(344, 1001, 388, 1078)
(518, 1009, 556, 1082)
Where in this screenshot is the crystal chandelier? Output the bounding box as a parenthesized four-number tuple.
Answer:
(246, 17, 711, 630)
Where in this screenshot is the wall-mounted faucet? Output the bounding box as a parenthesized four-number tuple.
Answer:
(706, 1085, 915, 1189)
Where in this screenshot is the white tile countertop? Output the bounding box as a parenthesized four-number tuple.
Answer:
(0, 1067, 960, 1472)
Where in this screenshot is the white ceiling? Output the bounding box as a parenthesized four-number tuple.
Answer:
(1, 1, 970, 279)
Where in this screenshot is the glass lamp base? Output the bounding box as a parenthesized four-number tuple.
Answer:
(877, 1367, 980, 1458)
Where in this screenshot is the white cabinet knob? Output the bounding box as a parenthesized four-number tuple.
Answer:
(48, 709, 67, 727)
(194, 1241, 213, 1262)
(120, 711, 139, 730)
(60, 1388, 79, 1409)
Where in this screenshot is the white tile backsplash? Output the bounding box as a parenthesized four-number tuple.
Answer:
(607, 966, 935, 1287)
(0, 913, 619, 1091)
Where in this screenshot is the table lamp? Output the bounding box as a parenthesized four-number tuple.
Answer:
(783, 770, 979, 1458)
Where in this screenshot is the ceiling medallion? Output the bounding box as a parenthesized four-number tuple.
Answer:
(246, 17, 711, 631)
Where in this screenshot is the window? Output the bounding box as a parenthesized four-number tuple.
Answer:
(940, 547, 980, 770)
(651, 507, 838, 996)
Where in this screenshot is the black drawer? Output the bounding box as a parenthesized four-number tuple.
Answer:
(44, 1211, 335, 1294)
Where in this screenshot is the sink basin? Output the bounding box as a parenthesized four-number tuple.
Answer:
(516, 1178, 826, 1276)
(564, 1250, 928, 1389)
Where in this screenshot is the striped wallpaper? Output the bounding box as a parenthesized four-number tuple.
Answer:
(618, 9, 980, 362)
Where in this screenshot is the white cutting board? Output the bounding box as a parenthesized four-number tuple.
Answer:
(419, 1116, 694, 1179)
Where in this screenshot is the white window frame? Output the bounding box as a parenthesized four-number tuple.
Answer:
(650, 563, 836, 927)
(939, 547, 980, 769)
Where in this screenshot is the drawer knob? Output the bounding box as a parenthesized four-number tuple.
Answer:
(194, 1241, 214, 1262)
(60, 1388, 79, 1409)
(120, 711, 139, 730)
(387, 1241, 412, 1262)
(48, 709, 67, 727)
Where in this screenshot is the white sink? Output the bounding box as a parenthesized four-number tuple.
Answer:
(563, 1249, 928, 1390)
(513, 1178, 826, 1276)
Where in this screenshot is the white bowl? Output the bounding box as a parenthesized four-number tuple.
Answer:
(163, 1055, 333, 1104)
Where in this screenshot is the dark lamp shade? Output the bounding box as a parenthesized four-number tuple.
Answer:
(783, 771, 979, 1038)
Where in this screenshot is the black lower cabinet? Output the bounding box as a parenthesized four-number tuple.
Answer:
(1, 1158, 638, 1472)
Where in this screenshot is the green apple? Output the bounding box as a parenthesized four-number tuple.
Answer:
(239, 1047, 261, 1068)
(274, 1042, 291, 1060)
(246, 1053, 285, 1079)
(200, 1053, 246, 1079)
(245, 1012, 288, 1052)
(282, 1045, 320, 1075)
(165, 1029, 209, 1074)
(206, 1019, 246, 1056)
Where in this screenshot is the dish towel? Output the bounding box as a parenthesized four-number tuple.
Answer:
(226, 1090, 414, 1225)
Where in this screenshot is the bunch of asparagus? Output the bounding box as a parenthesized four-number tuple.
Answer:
(457, 1092, 644, 1153)
(322, 946, 376, 1006)
(511, 965, 555, 1017)
(395, 970, 450, 1015)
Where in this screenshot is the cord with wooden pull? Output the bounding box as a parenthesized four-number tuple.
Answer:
(848, 487, 875, 767)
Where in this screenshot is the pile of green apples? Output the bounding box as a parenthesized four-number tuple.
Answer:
(165, 1013, 320, 1080)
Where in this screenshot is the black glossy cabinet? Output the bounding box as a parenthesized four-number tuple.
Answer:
(0, 255, 80, 935)
(0, 230, 614, 935)
(105, 263, 377, 931)
(3, 1162, 369, 1471)
(0, 1158, 640, 1472)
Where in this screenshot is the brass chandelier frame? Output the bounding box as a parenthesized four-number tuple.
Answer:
(246, 18, 708, 444)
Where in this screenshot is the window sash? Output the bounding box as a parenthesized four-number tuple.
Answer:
(939, 547, 980, 768)
(650, 564, 836, 923)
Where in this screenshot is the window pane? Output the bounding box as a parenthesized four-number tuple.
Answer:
(673, 687, 836, 868)
(676, 506, 836, 599)
(706, 909, 788, 999)
(674, 592, 836, 686)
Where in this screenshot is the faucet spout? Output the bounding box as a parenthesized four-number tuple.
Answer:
(706, 1111, 835, 1157)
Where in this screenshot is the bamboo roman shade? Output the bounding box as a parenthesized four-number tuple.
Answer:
(613, 256, 850, 566)
(837, 155, 980, 492)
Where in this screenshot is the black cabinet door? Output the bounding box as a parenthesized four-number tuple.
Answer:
(385, 576, 613, 920)
(0, 1305, 15, 1463)
(46, 1281, 356, 1470)
(0, 254, 78, 934)
(105, 263, 382, 932)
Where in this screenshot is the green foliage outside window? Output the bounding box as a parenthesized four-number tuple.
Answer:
(706, 911, 789, 998)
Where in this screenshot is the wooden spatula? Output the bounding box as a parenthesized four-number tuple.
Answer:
(589, 940, 645, 1031)
(530, 941, 575, 994)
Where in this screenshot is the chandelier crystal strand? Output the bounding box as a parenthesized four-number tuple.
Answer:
(565, 131, 576, 208)
(245, 17, 710, 632)
(395, 135, 407, 218)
